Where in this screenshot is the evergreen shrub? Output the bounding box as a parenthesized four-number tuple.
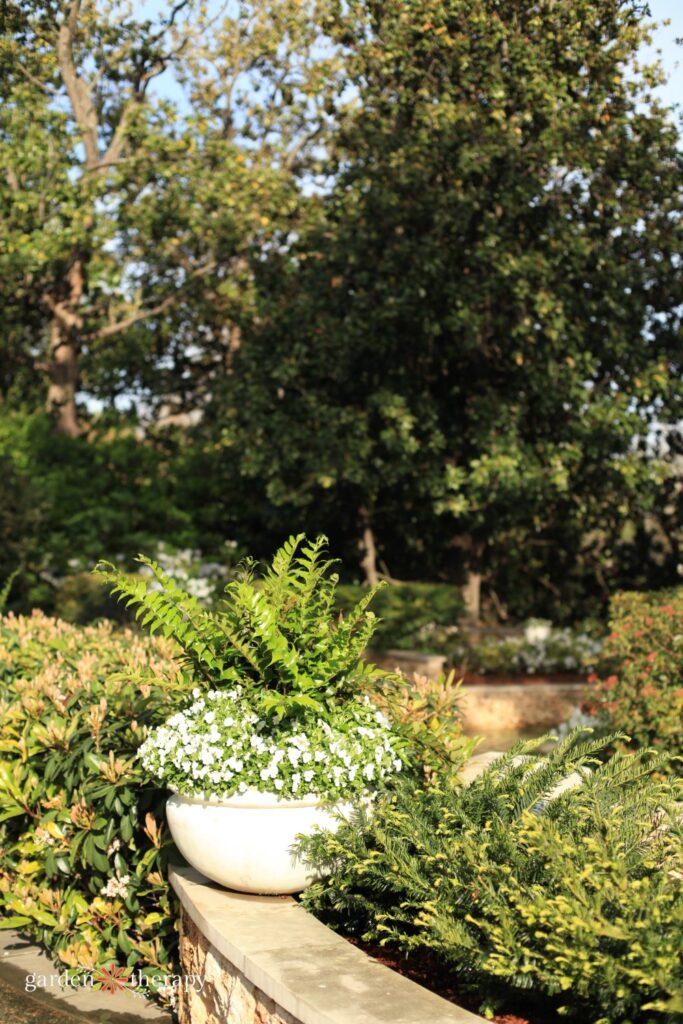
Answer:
(302, 733, 683, 1023)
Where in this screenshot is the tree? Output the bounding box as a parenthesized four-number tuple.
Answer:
(221, 0, 682, 613)
(0, 0, 337, 433)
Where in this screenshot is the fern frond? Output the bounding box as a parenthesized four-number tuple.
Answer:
(0, 570, 18, 614)
(93, 558, 227, 684)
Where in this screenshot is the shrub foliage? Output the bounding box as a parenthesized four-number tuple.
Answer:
(334, 583, 464, 652)
(591, 588, 683, 762)
(302, 733, 683, 1023)
(0, 611, 183, 991)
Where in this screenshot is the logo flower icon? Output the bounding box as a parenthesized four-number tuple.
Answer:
(92, 965, 130, 994)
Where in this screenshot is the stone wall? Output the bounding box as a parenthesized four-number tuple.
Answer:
(170, 864, 484, 1024)
(178, 910, 297, 1024)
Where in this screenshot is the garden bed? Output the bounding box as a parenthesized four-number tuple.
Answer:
(454, 670, 586, 687)
(346, 939, 557, 1024)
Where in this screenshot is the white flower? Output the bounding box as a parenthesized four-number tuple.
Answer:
(524, 621, 552, 644)
(101, 874, 130, 900)
(139, 686, 402, 801)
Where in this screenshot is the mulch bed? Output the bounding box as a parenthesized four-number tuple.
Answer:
(347, 937, 561, 1024)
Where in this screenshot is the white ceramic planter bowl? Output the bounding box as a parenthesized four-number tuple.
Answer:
(166, 789, 350, 894)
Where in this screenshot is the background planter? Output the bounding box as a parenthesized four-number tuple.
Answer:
(166, 789, 350, 894)
(369, 648, 591, 748)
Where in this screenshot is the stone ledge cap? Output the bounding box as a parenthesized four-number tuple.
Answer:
(170, 864, 485, 1024)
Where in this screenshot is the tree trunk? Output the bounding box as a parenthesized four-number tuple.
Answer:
(359, 507, 379, 586)
(46, 319, 81, 437)
(462, 570, 482, 621)
(451, 533, 484, 622)
(45, 257, 84, 437)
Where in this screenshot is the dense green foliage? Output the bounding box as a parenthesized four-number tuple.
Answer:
(302, 734, 683, 1023)
(335, 582, 464, 651)
(223, 0, 683, 616)
(96, 534, 386, 721)
(590, 588, 683, 763)
(0, 412, 196, 612)
(0, 611, 183, 994)
(1, 0, 681, 621)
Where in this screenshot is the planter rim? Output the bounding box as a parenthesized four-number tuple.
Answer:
(168, 785, 340, 809)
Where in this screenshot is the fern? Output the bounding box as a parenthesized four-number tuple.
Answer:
(0, 570, 18, 614)
(94, 535, 385, 720)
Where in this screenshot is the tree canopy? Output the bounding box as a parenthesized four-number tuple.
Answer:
(1, 0, 681, 619)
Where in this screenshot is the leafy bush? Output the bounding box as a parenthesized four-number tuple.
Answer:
(447, 620, 602, 676)
(335, 582, 464, 652)
(0, 410, 204, 614)
(590, 588, 683, 762)
(302, 733, 683, 1024)
(0, 611, 184, 994)
(370, 670, 475, 781)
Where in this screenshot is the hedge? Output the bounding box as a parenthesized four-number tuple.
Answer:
(0, 611, 183, 999)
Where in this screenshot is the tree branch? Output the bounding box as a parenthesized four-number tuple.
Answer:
(57, 0, 100, 168)
(86, 259, 217, 341)
(90, 294, 178, 340)
(14, 60, 54, 94)
(41, 292, 84, 331)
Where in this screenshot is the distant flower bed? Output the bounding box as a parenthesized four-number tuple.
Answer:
(446, 620, 602, 677)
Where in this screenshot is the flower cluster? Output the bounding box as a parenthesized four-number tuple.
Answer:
(448, 619, 602, 676)
(100, 874, 130, 900)
(139, 688, 404, 801)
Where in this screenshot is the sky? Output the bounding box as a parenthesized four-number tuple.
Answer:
(640, 0, 682, 112)
(137, 0, 682, 116)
